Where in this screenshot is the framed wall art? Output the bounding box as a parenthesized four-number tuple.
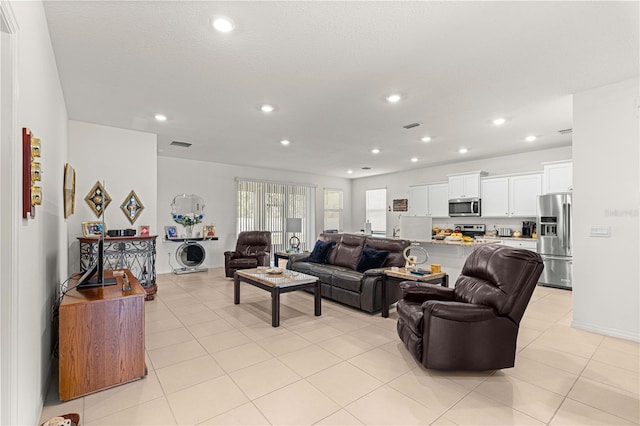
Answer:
(63, 163, 76, 218)
(121, 190, 144, 224)
(85, 181, 111, 217)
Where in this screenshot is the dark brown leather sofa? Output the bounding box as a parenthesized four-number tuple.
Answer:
(286, 233, 410, 313)
(396, 244, 543, 370)
(224, 231, 271, 278)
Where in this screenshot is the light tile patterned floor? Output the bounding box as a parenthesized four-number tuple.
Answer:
(41, 267, 640, 425)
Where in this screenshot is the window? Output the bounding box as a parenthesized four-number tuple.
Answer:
(323, 188, 343, 232)
(365, 188, 387, 234)
(236, 179, 316, 254)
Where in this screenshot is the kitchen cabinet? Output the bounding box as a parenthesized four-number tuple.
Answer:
(448, 172, 486, 199)
(409, 183, 448, 217)
(428, 183, 449, 217)
(480, 174, 542, 217)
(543, 161, 573, 194)
(409, 185, 428, 216)
(501, 239, 537, 252)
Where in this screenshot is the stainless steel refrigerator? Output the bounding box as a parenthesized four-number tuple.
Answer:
(537, 193, 572, 289)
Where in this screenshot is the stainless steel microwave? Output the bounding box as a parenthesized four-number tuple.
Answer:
(449, 198, 481, 217)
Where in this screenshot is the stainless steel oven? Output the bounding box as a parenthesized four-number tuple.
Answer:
(448, 198, 481, 217)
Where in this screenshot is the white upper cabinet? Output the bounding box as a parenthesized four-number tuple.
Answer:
(480, 173, 542, 217)
(409, 182, 449, 217)
(543, 161, 573, 194)
(510, 174, 542, 216)
(428, 183, 449, 217)
(448, 172, 486, 199)
(481, 177, 510, 217)
(408, 185, 428, 216)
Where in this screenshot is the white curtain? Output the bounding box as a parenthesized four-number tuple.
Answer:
(236, 178, 316, 254)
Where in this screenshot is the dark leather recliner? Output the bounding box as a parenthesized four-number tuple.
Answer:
(396, 244, 544, 370)
(224, 231, 271, 278)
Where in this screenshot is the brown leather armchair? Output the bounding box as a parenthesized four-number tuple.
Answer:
(224, 231, 272, 278)
(396, 244, 543, 370)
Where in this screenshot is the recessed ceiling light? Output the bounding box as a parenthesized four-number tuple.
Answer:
(493, 117, 506, 126)
(386, 94, 402, 103)
(459, 148, 468, 154)
(261, 104, 274, 113)
(212, 16, 235, 33)
(525, 135, 537, 142)
(421, 136, 432, 143)
(371, 148, 380, 154)
(410, 157, 419, 163)
(154, 114, 167, 122)
(280, 139, 290, 146)
(347, 170, 353, 174)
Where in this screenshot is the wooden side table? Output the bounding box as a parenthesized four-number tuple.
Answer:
(381, 268, 449, 318)
(59, 270, 146, 400)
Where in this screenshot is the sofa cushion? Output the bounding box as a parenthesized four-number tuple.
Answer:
(310, 264, 346, 284)
(332, 234, 366, 270)
(308, 240, 336, 264)
(365, 237, 410, 267)
(356, 245, 390, 272)
(288, 260, 313, 275)
(331, 269, 363, 293)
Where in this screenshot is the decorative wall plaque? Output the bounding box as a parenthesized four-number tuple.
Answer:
(120, 190, 144, 224)
(393, 199, 408, 212)
(22, 128, 42, 218)
(84, 181, 111, 218)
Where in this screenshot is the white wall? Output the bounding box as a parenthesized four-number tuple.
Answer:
(156, 157, 352, 274)
(67, 120, 157, 273)
(351, 146, 572, 234)
(572, 77, 639, 341)
(11, 1, 68, 423)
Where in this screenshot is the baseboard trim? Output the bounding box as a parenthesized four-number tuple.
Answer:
(571, 319, 640, 342)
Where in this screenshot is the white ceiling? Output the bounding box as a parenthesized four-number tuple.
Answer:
(43, 1, 638, 179)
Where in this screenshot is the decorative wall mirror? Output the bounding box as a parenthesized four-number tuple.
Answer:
(85, 181, 111, 218)
(121, 190, 144, 224)
(171, 194, 205, 238)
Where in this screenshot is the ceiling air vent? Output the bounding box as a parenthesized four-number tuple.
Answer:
(170, 141, 192, 148)
(403, 122, 422, 130)
(361, 167, 372, 170)
(557, 128, 572, 135)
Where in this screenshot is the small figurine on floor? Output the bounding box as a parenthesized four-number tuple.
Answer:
(41, 413, 80, 426)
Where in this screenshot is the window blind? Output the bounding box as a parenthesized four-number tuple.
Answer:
(236, 179, 316, 254)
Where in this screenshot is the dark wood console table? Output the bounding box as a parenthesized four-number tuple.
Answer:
(78, 235, 157, 300)
(59, 270, 146, 400)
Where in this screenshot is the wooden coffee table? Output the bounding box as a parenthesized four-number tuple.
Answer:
(234, 268, 321, 327)
(381, 268, 448, 318)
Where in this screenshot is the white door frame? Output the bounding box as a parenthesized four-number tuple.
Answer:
(0, 1, 19, 424)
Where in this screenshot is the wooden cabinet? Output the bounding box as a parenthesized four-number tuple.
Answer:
(448, 172, 486, 199)
(409, 182, 448, 217)
(79, 236, 157, 300)
(59, 270, 146, 401)
(480, 174, 542, 217)
(543, 161, 573, 193)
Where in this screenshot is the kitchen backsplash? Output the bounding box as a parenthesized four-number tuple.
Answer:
(432, 216, 536, 235)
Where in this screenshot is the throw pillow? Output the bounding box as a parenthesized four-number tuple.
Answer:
(356, 245, 390, 273)
(308, 240, 336, 264)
